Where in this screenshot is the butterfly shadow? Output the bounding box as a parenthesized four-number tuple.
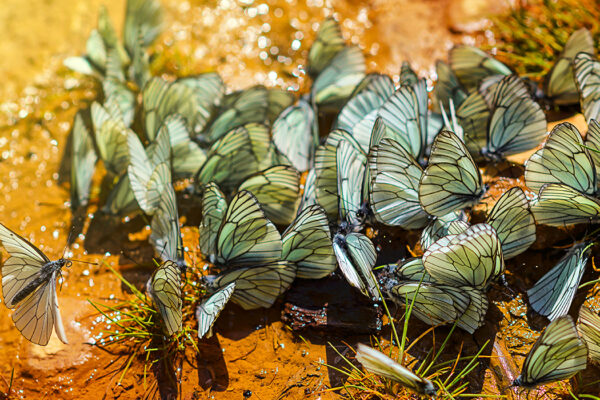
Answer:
(196, 335, 229, 391)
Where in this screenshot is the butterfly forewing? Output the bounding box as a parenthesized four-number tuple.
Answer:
(196, 282, 235, 339)
(578, 306, 600, 363)
(216, 191, 282, 267)
(148, 261, 182, 336)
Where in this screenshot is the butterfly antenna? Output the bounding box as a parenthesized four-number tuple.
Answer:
(70, 259, 99, 266)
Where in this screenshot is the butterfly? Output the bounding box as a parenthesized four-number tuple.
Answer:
(0, 223, 70, 345)
(448, 45, 512, 92)
(577, 306, 600, 363)
(531, 183, 600, 227)
(70, 111, 98, 210)
(150, 185, 186, 270)
(307, 17, 346, 77)
(147, 260, 182, 336)
(422, 223, 504, 290)
(368, 137, 429, 229)
(237, 165, 301, 226)
(387, 280, 488, 334)
(178, 72, 225, 135)
(355, 343, 437, 396)
(281, 205, 336, 279)
(480, 75, 546, 162)
(525, 122, 597, 196)
(198, 189, 296, 309)
(574, 52, 600, 124)
(419, 130, 485, 217)
(513, 315, 588, 388)
(158, 114, 207, 179)
(485, 187, 536, 259)
(127, 124, 171, 215)
(528, 243, 591, 321)
(431, 60, 468, 114)
(196, 282, 235, 339)
(420, 211, 469, 251)
(544, 28, 595, 106)
(272, 100, 317, 172)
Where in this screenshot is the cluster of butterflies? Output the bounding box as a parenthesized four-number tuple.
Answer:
(0, 0, 599, 395)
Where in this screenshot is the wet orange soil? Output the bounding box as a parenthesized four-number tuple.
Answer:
(0, 0, 599, 399)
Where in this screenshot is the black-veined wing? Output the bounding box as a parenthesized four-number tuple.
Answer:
(528, 243, 591, 321)
(423, 223, 504, 290)
(432, 60, 468, 114)
(312, 46, 366, 112)
(378, 84, 423, 160)
(524, 122, 596, 195)
(514, 315, 588, 388)
(390, 258, 434, 283)
(150, 185, 185, 267)
(127, 128, 172, 215)
(0, 223, 68, 345)
(196, 282, 235, 339)
(486, 187, 536, 259)
(282, 205, 336, 279)
(216, 191, 282, 267)
(314, 129, 360, 219)
(94, 115, 130, 177)
(307, 17, 346, 77)
(204, 261, 296, 310)
(123, 0, 163, 58)
(545, 28, 595, 106)
(298, 167, 318, 212)
(64, 29, 107, 78)
(369, 137, 429, 229)
(419, 130, 484, 217)
(355, 344, 437, 396)
(585, 120, 600, 180)
(195, 123, 271, 194)
(142, 77, 198, 142)
(484, 75, 546, 160)
(272, 100, 315, 172)
(147, 260, 182, 336)
(387, 282, 461, 327)
(577, 306, 600, 363)
(207, 86, 270, 141)
(531, 183, 600, 226)
(70, 111, 98, 209)
(420, 211, 469, 251)
(333, 232, 379, 299)
(238, 165, 300, 226)
(198, 183, 227, 263)
(437, 284, 488, 334)
(575, 52, 600, 123)
(456, 90, 490, 158)
(178, 72, 225, 134)
(159, 114, 206, 179)
(337, 139, 367, 228)
(449, 45, 511, 91)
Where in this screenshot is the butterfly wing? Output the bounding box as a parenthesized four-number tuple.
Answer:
(337, 139, 367, 227)
(577, 306, 600, 363)
(419, 130, 484, 217)
(238, 166, 300, 226)
(70, 111, 98, 209)
(307, 18, 346, 77)
(528, 243, 590, 321)
(150, 185, 184, 265)
(147, 261, 182, 336)
(531, 183, 600, 226)
(199, 183, 228, 261)
(449, 45, 511, 91)
(216, 191, 282, 267)
(12, 272, 68, 346)
(516, 315, 588, 387)
(486, 187, 536, 259)
(196, 282, 235, 339)
(272, 101, 315, 172)
(575, 53, 600, 123)
(423, 223, 504, 290)
(281, 205, 336, 279)
(355, 344, 437, 396)
(524, 122, 596, 195)
(369, 137, 428, 229)
(205, 261, 296, 310)
(0, 223, 49, 308)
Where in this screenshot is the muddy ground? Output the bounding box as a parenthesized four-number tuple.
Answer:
(0, 0, 599, 399)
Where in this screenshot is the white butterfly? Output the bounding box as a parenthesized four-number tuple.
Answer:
(0, 223, 70, 346)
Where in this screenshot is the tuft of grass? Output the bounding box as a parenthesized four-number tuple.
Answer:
(488, 0, 600, 79)
(319, 285, 493, 398)
(87, 262, 204, 393)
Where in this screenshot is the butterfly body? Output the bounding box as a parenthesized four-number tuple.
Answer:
(10, 259, 70, 306)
